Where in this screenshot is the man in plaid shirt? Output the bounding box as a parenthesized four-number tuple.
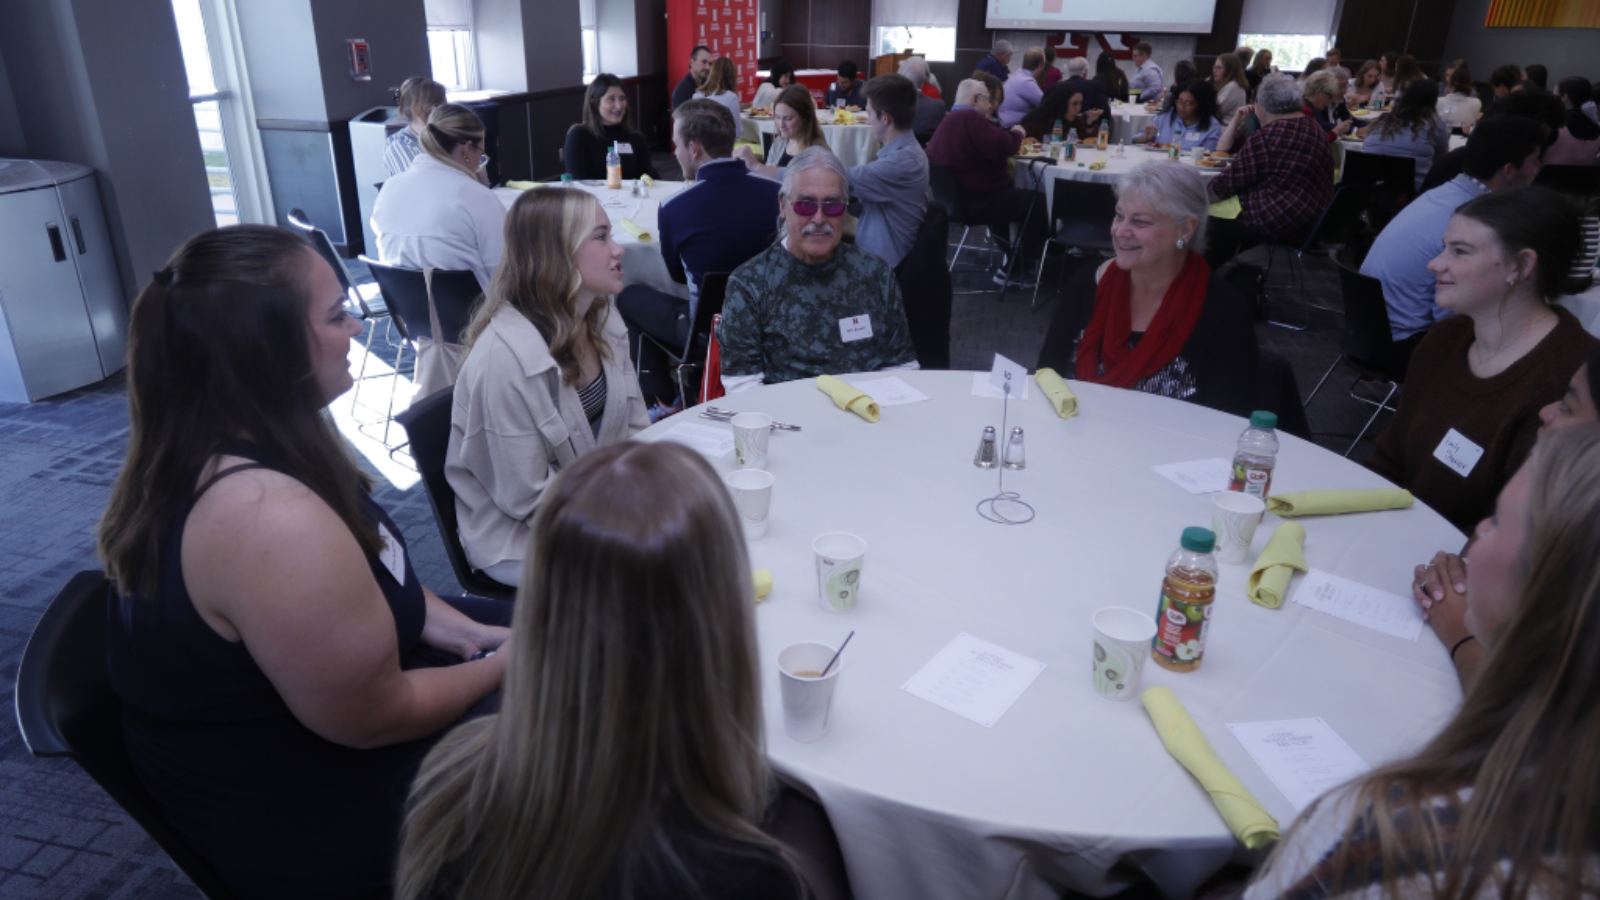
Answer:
(1205, 73, 1335, 267)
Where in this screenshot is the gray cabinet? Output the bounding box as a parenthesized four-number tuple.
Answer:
(0, 159, 128, 402)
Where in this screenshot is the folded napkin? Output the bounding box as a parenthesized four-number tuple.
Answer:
(754, 569, 773, 602)
(1088, 158, 1107, 171)
(1034, 368, 1079, 419)
(504, 180, 542, 190)
(816, 375, 880, 423)
(618, 218, 652, 242)
(639, 174, 655, 187)
(1141, 687, 1281, 849)
(1208, 196, 1242, 219)
(1267, 488, 1413, 517)
(1248, 522, 1307, 609)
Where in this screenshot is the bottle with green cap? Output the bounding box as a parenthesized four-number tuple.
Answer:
(1152, 527, 1218, 673)
(1229, 410, 1280, 498)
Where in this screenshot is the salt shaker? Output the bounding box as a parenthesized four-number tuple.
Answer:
(1003, 427, 1026, 470)
(973, 426, 998, 469)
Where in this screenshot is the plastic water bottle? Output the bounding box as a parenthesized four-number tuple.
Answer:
(1052, 119, 1065, 143)
(1228, 411, 1280, 498)
(1096, 119, 1110, 150)
(605, 142, 622, 190)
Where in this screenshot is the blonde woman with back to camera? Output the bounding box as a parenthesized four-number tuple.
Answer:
(1245, 423, 1600, 900)
(398, 441, 849, 900)
(371, 103, 505, 290)
(446, 188, 648, 588)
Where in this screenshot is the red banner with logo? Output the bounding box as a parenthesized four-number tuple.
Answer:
(666, 0, 760, 103)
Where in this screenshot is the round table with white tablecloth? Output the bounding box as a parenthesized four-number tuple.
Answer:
(1332, 133, 1466, 179)
(639, 371, 1465, 900)
(493, 181, 689, 300)
(1013, 148, 1225, 220)
(1104, 102, 1159, 145)
(742, 112, 879, 168)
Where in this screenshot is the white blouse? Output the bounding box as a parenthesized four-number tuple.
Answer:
(370, 155, 505, 291)
(696, 89, 743, 136)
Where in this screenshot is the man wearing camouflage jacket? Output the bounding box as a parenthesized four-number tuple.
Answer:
(717, 147, 920, 393)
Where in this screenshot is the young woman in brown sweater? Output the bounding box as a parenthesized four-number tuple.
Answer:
(1364, 187, 1598, 535)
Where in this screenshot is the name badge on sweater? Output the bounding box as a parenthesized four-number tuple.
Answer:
(1433, 428, 1484, 478)
(616, 143, 634, 154)
(376, 521, 407, 586)
(839, 315, 873, 342)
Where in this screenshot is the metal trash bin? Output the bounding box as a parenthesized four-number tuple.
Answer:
(349, 105, 398, 261)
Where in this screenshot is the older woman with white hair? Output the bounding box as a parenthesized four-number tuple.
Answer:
(1303, 69, 1354, 137)
(1205, 73, 1335, 267)
(1037, 161, 1261, 415)
(900, 55, 949, 141)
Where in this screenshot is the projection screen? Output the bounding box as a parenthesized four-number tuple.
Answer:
(986, 0, 1220, 34)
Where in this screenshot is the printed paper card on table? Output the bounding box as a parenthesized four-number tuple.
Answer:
(902, 633, 1046, 728)
(1228, 717, 1370, 811)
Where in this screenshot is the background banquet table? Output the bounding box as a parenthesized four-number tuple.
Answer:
(1332, 132, 1466, 175)
(743, 112, 879, 168)
(494, 181, 689, 299)
(1105, 101, 1158, 144)
(639, 371, 1466, 900)
(1013, 148, 1224, 219)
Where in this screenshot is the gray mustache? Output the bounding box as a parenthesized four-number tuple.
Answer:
(801, 223, 835, 237)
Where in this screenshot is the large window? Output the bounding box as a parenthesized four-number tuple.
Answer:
(582, 29, 599, 80)
(875, 26, 956, 62)
(172, 0, 272, 226)
(1237, 33, 1328, 72)
(428, 28, 475, 90)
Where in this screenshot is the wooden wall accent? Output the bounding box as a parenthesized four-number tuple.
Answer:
(779, 0, 871, 71)
(1335, 0, 1461, 71)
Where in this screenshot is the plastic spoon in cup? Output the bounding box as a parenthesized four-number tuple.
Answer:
(820, 631, 854, 677)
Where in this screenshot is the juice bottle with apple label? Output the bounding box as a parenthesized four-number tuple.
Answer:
(1151, 527, 1218, 673)
(1229, 410, 1280, 498)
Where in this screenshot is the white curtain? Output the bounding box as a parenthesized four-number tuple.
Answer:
(1239, 0, 1339, 36)
(872, 0, 958, 29)
(424, 0, 471, 29)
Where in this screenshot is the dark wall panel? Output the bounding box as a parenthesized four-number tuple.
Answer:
(1337, 0, 1461, 70)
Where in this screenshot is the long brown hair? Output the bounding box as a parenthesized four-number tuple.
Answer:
(774, 84, 829, 153)
(98, 226, 380, 598)
(703, 56, 739, 96)
(462, 188, 612, 386)
(580, 73, 633, 138)
(1261, 424, 1600, 900)
(1214, 53, 1249, 93)
(395, 441, 805, 900)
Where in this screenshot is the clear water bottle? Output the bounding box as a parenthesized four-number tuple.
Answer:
(1067, 127, 1079, 145)
(605, 142, 622, 190)
(1052, 119, 1065, 143)
(1228, 411, 1279, 498)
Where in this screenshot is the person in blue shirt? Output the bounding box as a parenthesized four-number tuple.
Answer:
(823, 61, 867, 109)
(977, 41, 1013, 82)
(615, 100, 780, 406)
(1359, 78, 1452, 190)
(1359, 115, 1548, 374)
(848, 74, 929, 269)
(1134, 80, 1221, 151)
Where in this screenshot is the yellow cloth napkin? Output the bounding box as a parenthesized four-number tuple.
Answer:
(1267, 489, 1413, 517)
(1141, 687, 1281, 849)
(618, 218, 652, 242)
(816, 375, 880, 423)
(640, 174, 655, 187)
(504, 180, 542, 190)
(1088, 158, 1107, 171)
(1248, 522, 1307, 609)
(754, 569, 773, 602)
(1034, 368, 1079, 419)
(1208, 196, 1241, 219)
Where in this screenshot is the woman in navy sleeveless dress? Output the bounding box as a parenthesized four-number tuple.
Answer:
(98, 226, 511, 899)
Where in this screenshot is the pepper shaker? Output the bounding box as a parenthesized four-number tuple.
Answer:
(973, 426, 998, 469)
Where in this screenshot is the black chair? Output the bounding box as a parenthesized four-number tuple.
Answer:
(894, 203, 953, 369)
(1258, 352, 1311, 441)
(1534, 164, 1600, 198)
(358, 258, 485, 444)
(15, 571, 244, 900)
(1341, 153, 1415, 222)
(286, 209, 390, 407)
(761, 130, 774, 157)
(1031, 177, 1117, 310)
(929, 161, 989, 275)
(394, 387, 517, 601)
(667, 272, 731, 407)
(1305, 246, 1406, 456)
(1260, 183, 1375, 331)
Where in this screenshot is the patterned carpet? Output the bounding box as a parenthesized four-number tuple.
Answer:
(0, 213, 1392, 898)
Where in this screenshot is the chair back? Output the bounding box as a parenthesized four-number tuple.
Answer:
(928, 162, 969, 226)
(1534, 164, 1600, 199)
(702, 313, 726, 402)
(1332, 246, 1402, 380)
(1049, 178, 1118, 252)
(761, 130, 774, 157)
(287, 208, 363, 303)
(1257, 352, 1311, 440)
(360, 258, 484, 345)
(1302, 183, 1375, 251)
(1341, 153, 1415, 207)
(686, 272, 731, 358)
(393, 387, 516, 600)
(15, 571, 243, 900)
(894, 203, 953, 369)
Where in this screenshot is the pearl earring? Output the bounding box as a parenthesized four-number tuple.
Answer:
(1176, 238, 1186, 250)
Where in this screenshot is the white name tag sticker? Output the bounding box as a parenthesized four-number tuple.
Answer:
(1432, 428, 1484, 478)
(839, 314, 873, 342)
(616, 144, 634, 154)
(376, 521, 407, 586)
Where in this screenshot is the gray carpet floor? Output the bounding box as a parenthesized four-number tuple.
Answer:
(0, 157, 1398, 898)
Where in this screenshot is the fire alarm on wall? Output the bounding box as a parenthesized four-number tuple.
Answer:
(347, 39, 372, 82)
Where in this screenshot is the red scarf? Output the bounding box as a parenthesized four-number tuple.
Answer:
(1075, 254, 1211, 388)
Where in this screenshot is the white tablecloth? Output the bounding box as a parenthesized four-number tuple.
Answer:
(639, 371, 1465, 900)
(1106, 102, 1158, 145)
(1014, 149, 1223, 220)
(493, 182, 689, 300)
(1560, 279, 1600, 337)
(743, 114, 879, 168)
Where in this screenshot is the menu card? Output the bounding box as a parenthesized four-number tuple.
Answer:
(902, 633, 1045, 728)
(1227, 717, 1370, 810)
(1293, 569, 1424, 641)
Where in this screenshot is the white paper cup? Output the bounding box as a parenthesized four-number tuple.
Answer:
(731, 413, 772, 470)
(1092, 606, 1158, 701)
(1212, 491, 1267, 565)
(724, 469, 774, 540)
(813, 532, 866, 613)
(778, 641, 842, 742)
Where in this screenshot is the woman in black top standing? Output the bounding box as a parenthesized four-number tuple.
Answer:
(563, 73, 660, 181)
(100, 226, 511, 899)
(1095, 51, 1130, 102)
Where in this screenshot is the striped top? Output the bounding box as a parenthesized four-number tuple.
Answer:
(577, 367, 607, 429)
(383, 128, 422, 179)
